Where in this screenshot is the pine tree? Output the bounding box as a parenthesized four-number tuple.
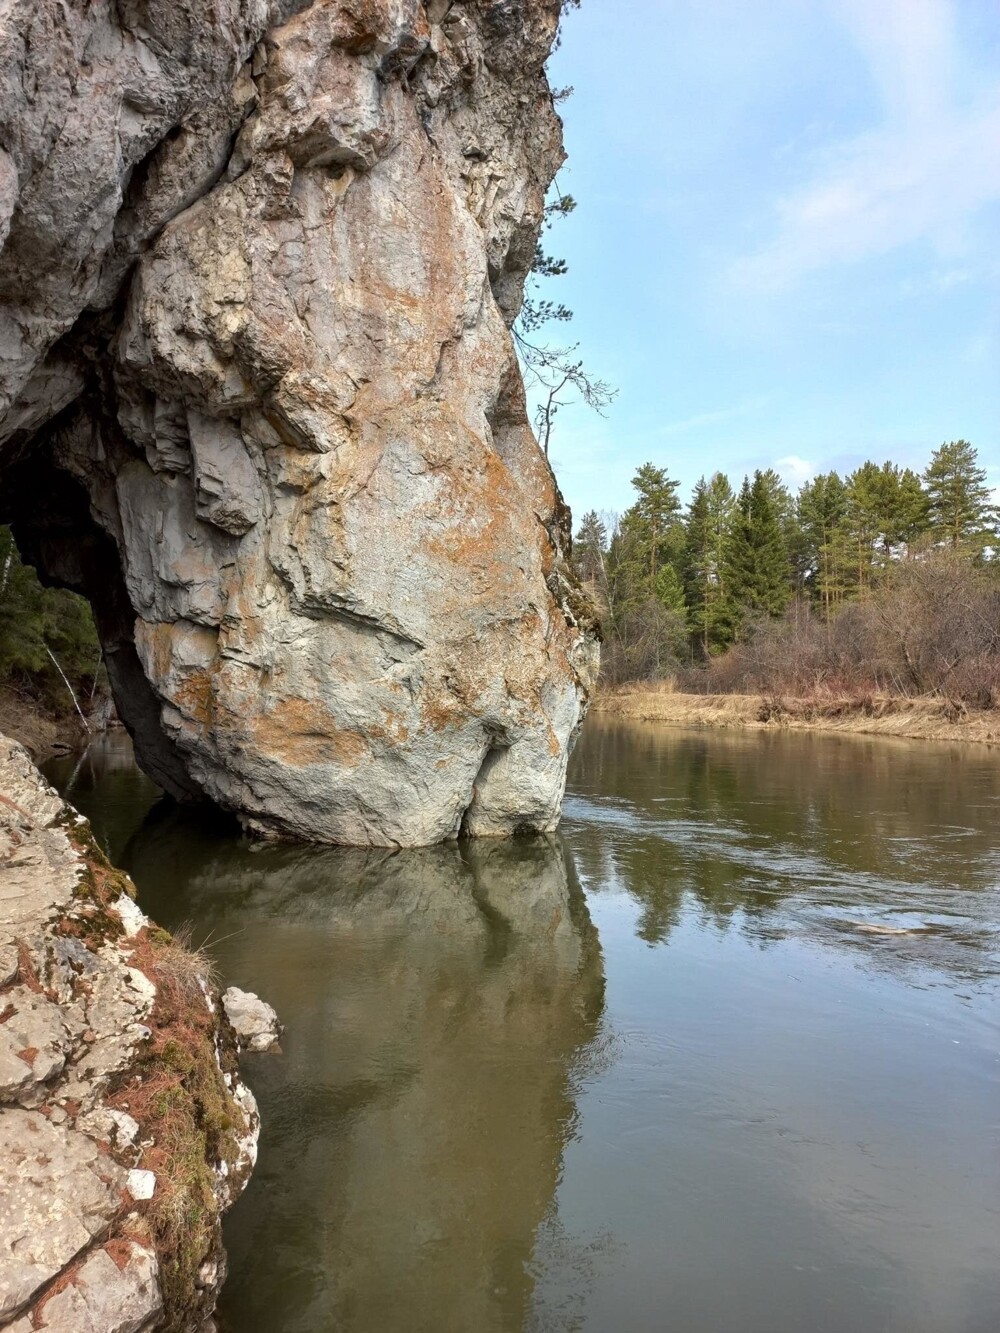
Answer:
(890, 466, 931, 553)
(655, 563, 687, 618)
(749, 470, 791, 616)
(923, 440, 996, 551)
(757, 468, 795, 531)
(846, 461, 931, 578)
(797, 472, 850, 614)
(627, 462, 683, 582)
(725, 471, 790, 625)
(573, 510, 608, 586)
(759, 468, 801, 600)
(845, 462, 882, 592)
(603, 467, 690, 680)
(683, 472, 736, 655)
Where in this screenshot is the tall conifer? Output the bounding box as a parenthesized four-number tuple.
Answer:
(684, 472, 736, 654)
(725, 471, 790, 624)
(923, 441, 996, 550)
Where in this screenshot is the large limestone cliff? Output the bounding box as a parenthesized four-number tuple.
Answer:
(0, 0, 598, 845)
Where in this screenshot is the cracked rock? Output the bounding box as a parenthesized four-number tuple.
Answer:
(8, 1243, 161, 1333)
(0, 734, 270, 1330)
(0, 989, 72, 1105)
(0, 1111, 125, 1322)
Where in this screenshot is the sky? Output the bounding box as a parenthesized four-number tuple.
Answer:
(533, 0, 1000, 522)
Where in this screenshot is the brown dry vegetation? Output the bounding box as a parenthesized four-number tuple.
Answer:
(0, 684, 66, 760)
(143, 923, 219, 1006)
(678, 553, 1000, 707)
(108, 923, 238, 1332)
(593, 686, 1000, 745)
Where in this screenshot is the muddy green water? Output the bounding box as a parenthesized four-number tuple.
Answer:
(45, 720, 1000, 1333)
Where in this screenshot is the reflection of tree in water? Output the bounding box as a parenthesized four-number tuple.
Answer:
(568, 719, 1000, 983)
(124, 816, 607, 1333)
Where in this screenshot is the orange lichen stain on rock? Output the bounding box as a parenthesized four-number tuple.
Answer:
(416, 685, 470, 735)
(424, 453, 522, 580)
(173, 669, 217, 729)
(257, 697, 368, 766)
(140, 623, 224, 729)
(139, 622, 178, 685)
(359, 712, 411, 748)
(278, 0, 429, 61)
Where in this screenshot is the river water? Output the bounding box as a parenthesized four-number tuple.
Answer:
(45, 719, 1000, 1333)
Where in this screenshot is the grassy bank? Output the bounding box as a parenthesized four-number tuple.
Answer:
(591, 685, 1000, 746)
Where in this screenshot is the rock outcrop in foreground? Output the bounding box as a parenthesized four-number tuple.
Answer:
(0, 734, 270, 1331)
(0, 0, 598, 845)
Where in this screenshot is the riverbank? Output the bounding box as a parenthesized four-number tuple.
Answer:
(591, 687, 1000, 746)
(0, 733, 277, 1332)
(0, 687, 91, 763)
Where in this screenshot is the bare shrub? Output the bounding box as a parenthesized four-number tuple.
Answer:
(601, 599, 688, 686)
(676, 552, 1000, 708)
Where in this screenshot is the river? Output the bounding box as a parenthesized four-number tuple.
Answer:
(44, 718, 1000, 1333)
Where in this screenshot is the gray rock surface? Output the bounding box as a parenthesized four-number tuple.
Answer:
(6, 1243, 161, 1333)
(0, 1111, 125, 1321)
(0, 989, 72, 1103)
(222, 986, 283, 1052)
(0, 0, 598, 847)
(0, 735, 275, 1330)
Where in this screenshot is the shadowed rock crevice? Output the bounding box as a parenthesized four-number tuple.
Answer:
(2, 434, 201, 803)
(0, 0, 598, 846)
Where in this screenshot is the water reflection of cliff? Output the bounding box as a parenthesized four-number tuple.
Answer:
(566, 718, 1000, 986)
(126, 820, 606, 1333)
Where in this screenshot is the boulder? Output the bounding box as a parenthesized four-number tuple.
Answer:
(222, 987, 283, 1053)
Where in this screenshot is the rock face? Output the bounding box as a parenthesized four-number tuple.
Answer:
(0, 733, 271, 1331)
(0, 0, 598, 846)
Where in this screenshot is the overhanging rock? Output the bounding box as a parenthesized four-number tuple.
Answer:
(0, 1, 598, 845)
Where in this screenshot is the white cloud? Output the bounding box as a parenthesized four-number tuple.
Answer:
(833, 0, 956, 126)
(776, 454, 815, 484)
(732, 0, 1000, 291)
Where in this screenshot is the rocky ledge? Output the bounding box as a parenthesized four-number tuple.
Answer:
(0, 734, 276, 1332)
(0, 0, 598, 847)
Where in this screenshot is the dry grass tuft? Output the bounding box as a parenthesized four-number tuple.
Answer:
(145, 923, 218, 1006)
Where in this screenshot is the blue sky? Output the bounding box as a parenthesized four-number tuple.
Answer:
(533, 0, 1000, 522)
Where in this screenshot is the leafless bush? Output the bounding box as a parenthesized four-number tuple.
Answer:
(677, 552, 1000, 708)
(601, 599, 688, 686)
